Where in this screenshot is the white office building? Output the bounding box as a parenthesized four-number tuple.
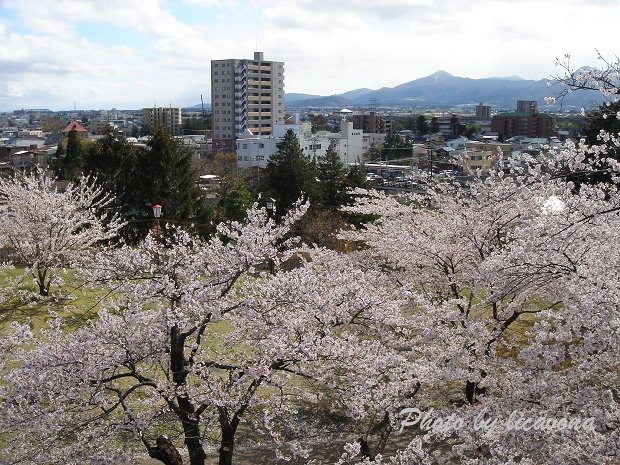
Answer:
(235, 120, 364, 169)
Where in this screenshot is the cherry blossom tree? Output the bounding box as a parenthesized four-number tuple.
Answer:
(3, 63, 620, 465)
(336, 136, 620, 463)
(555, 51, 620, 98)
(0, 201, 413, 465)
(0, 171, 124, 296)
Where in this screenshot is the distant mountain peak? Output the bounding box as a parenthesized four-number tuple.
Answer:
(286, 71, 602, 110)
(430, 70, 454, 78)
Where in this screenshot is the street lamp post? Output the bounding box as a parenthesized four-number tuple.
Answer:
(152, 204, 162, 264)
(266, 197, 275, 217)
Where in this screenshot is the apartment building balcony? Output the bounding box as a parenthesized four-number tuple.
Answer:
(247, 104, 274, 111)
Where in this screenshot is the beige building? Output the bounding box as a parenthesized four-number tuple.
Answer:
(142, 107, 182, 135)
(211, 51, 285, 153)
(475, 103, 491, 119)
(460, 141, 514, 173)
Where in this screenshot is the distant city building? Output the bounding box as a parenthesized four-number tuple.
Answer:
(0, 145, 51, 174)
(516, 100, 538, 114)
(61, 120, 89, 140)
(351, 112, 390, 134)
(141, 107, 182, 135)
(491, 101, 553, 140)
(475, 103, 491, 119)
(211, 51, 285, 153)
(235, 120, 363, 169)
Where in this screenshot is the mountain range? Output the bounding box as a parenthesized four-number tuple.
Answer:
(283, 70, 602, 110)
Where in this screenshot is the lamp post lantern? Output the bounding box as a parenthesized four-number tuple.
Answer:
(152, 204, 162, 263)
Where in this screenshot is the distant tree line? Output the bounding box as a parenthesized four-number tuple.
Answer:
(49, 127, 366, 248)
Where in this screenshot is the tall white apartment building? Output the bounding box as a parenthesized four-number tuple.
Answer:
(211, 51, 285, 152)
(141, 107, 182, 135)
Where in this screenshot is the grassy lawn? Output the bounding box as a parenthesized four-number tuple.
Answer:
(0, 266, 113, 330)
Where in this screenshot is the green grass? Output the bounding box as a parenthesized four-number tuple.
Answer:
(0, 266, 113, 330)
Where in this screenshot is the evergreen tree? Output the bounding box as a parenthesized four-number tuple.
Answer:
(316, 148, 348, 210)
(82, 128, 140, 240)
(265, 129, 318, 212)
(416, 114, 429, 136)
(381, 132, 412, 161)
(346, 163, 368, 191)
(83, 128, 209, 241)
(53, 129, 83, 180)
(65, 129, 82, 168)
(203, 151, 257, 225)
(217, 177, 255, 223)
(136, 128, 210, 237)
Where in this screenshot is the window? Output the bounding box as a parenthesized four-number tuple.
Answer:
(243, 144, 247, 149)
(259, 143, 265, 148)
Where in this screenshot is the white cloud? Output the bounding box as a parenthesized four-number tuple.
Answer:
(0, 0, 618, 110)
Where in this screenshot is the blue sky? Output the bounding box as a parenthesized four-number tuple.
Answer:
(0, 0, 618, 111)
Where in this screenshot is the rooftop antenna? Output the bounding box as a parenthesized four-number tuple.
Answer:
(200, 94, 205, 121)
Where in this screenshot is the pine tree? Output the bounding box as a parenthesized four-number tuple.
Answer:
(53, 129, 83, 180)
(84, 128, 209, 242)
(82, 127, 140, 240)
(316, 147, 348, 210)
(136, 128, 210, 237)
(416, 114, 429, 136)
(265, 129, 318, 212)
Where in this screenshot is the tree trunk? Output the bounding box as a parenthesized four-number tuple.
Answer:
(148, 436, 184, 465)
(465, 380, 486, 404)
(36, 268, 49, 296)
(183, 418, 207, 465)
(169, 325, 208, 465)
(218, 425, 235, 465)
